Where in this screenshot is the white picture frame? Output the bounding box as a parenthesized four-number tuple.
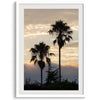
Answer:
(16, 2, 84, 97)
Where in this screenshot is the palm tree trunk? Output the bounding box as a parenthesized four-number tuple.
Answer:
(41, 69, 43, 86)
(59, 46, 61, 82)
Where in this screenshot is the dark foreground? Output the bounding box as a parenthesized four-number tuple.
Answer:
(24, 80, 78, 90)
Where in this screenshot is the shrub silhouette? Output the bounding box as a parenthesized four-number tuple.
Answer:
(46, 65, 59, 84)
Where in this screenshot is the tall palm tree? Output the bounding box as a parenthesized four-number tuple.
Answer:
(30, 42, 55, 86)
(48, 20, 73, 82)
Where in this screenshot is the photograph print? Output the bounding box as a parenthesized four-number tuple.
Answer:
(24, 8, 80, 90)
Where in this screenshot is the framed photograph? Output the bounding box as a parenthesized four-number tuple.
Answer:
(16, 2, 84, 97)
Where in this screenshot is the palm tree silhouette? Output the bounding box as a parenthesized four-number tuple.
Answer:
(30, 42, 55, 86)
(48, 20, 73, 81)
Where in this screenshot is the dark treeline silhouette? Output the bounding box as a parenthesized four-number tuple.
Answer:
(24, 78, 78, 90)
(24, 20, 77, 90)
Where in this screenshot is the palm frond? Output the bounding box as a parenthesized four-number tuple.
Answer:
(49, 20, 73, 35)
(30, 56, 36, 62)
(45, 45, 50, 51)
(48, 30, 53, 34)
(49, 53, 55, 56)
(46, 57, 51, 65)
(34, 59, 37, 64)
(68, 35, 73, 40)
(65, 37, 70, 42)
(53, 39, 56, 45)
(38, 60, 45, 69)
(30, 48, 38, 53)
(67, 31, 73, 34)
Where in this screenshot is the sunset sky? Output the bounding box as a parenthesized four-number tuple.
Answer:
(24, 9, 79, 66)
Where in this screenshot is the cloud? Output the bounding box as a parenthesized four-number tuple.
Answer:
(24, 9, 78, 25)
(24, 9, 78, 35)
(71, 26, 79, 31)
(24, 24, 50, 35)
(24, 62, 78, 84)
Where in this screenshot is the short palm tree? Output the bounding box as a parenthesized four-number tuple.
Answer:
(30, 42, 55, 86)
(48, 20, 73, 81)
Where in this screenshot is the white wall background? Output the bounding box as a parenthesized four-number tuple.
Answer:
(0, 0, 100, 100)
